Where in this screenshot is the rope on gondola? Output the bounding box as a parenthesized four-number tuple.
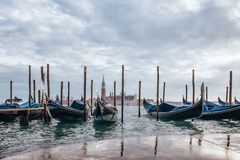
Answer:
(41, 67, 52, 121)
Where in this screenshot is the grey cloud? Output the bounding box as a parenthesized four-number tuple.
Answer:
(0, 0, 240, 101)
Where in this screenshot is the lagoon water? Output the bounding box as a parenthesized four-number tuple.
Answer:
(1, 106, 240, 159)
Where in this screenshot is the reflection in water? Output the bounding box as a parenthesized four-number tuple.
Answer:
(54, 120, 83, 139)
(198, 135, 202, 146)
(189, 135, 192, 145)
(189, 135, 193, 156)
(82, 143, 88, 158)
(120, 140, 124, 157)
(154, 136, 158, 156)
(227, 135, 230, 148)
(225, 136, 230, 159)
(169, 120, 202, 134)
(93, 121, 117, 138)
(217, 120, 240, 130)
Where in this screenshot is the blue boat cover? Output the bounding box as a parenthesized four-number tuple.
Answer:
(143, 99, 189, 113)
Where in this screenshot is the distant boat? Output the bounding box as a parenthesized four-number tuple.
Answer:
(218, 97, 228, 106)
(4, 96, 23, 104)
(143, 97, 203, 120)
(93, 98, 118, 122)
(182, 97, 191, 106)
(47, 97, 87, 121)
(235, 97, 240, 105)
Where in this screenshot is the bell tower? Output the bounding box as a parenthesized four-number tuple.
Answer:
(101, 75, 106, 99)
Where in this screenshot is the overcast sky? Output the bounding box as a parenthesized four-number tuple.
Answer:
(0, 0, 240, 102)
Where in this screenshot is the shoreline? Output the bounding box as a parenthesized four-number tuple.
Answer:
(3, 134, 240, 160)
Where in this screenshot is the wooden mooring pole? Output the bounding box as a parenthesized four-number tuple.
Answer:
(33, 80, 36, 102)
(156, 66, 159, 121)
(10, 81, 13, 104)
(226, 86, 229, 103)
(47, 64, 50, 98)
(90, 80, 93, 115)
(121, 65, 124, 123)
(229, 71, 232, 106)
(162, 82, 166, 103)
(192, 69, 195, 105)
(38, 90, 41, 104)
(114, 81, 116, 107)
(206, 86, 208, 102)
(83, 66, 87, 121)
(28, 65, 32, 108)
(185, 84, 188, 102)
(28, 65, 32, 122)
(138, 81, 141, 117)
(60, 81, 63, 106)
(68, 81, 70, 106)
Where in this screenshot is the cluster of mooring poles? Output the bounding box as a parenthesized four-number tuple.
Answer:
(1, 64, 236, 124)
(4, 64, 126, 125)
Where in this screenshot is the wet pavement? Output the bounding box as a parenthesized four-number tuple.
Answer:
(3, 134, 240, 160)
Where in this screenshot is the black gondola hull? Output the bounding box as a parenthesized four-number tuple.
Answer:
(47, 98, 86, 121)
(200, 106, 240, 120)
(143, 98, 203, 121)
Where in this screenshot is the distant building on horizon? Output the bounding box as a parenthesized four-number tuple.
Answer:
(101, 75, 106, 100)
(100, 76, 138, 106)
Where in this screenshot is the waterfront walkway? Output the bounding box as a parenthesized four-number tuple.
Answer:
(4, 134, 240, 160)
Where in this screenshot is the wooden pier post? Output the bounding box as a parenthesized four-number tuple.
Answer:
(10, 81, 13, 104)
(202, 83, 205, 103)
(90, 80, 93, 115)
(192, 69, 195, 105)
(28, 65, 32, 122)
(38, 90, 41, 104)
(229, 71, 233, 106)
(47, 64, 50, 98)
(60, 81, 63, 106)
(114, 81, 116, 107)
(156, 66, 159, 121)
(121, 65, 124, 123)
(68, 81, 70, 106)
(185, 84, 188, 102)
(162, 82, 166, 103)
(28, 65, 32, 108)
(226, 86, 229, 103)
(138, 81, 141, 117)
(83, 66, 87, 121)
(206, 86, 208, 102)
(33, 80, 36, 102)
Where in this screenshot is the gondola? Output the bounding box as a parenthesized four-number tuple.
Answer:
(218, 97, 228, 105)
(4, 96, 23, 104)
(235, 97, 240, 105)
(182, 96, 240, 120)
(201, 101, 240, 120)
(0, 99, 42, 121)
(143, 96, 204, 121)
(93, 98, 118, 122)
(0, 104, 18, 121)
(47, 97, 87, 121)
(182, 97, 191, 106)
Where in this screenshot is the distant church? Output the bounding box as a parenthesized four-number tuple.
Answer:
(100, 75, 138, 106)
(101, 75, 106, 99)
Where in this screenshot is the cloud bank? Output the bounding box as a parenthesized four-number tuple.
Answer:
(0, 0, 240, 101)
